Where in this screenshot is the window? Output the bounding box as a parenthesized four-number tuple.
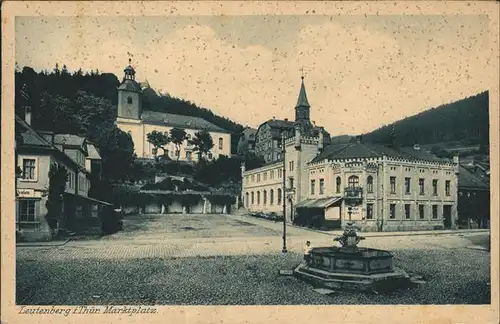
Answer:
(263, 190, 267, 205)
(66, 172, 75, 190)
(336, 177, 341, 193)
(432, 179, 438, 196)
(22, 159, 36, 180)
(310, 180, 316, 195)
(289, 161, 294, 171)
(251, 192, 254, 205)
(432, 205, 438, 219)
(348, 176, 359, 188)
(127, 96, 133, 104)
(278, 169, 282, 178)
(270, 189, 274, 205)
(277, 188, 282, 204)
(251, 175, 255, 182)
(218, 137, 223, 150)
(405, 204, 411, 219)
(245, 193, 249, 207)
(419, 179, 425, 195)
(263, 172, 267, 181)
(257, 174, 261, 182)
(289, 177, 294, 190)
(319, 179, 324, 195)
(390, 176, 396, 194)
(257, 191, 261, 205)
(268, 153, 272, 161)
(367, 176, 373, 193)
(419, 205, 425, 219)
(19, 200, 36, 222)
(389, 204, 396, 219)
(366, 203, 374, 219)
(405, 177, 411, 194)
(445, 180, 451, 196)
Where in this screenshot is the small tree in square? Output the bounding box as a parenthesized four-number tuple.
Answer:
(189, 129, 214, 162)
(147, 130, 170, 161)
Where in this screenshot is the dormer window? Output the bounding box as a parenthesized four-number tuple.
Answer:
(127, 96, 133, 105)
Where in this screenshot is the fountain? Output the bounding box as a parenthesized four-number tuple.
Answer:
(293, 221, 410, 292)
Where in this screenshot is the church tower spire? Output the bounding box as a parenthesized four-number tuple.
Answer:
(117, 57, 142, 120)
(294, 74, 312, 132)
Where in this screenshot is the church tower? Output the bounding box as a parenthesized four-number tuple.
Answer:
(117, 58, 142, 120)
(294, 75, 313, 134)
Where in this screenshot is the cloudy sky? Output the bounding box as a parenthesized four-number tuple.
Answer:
(15, 15, 489, 135)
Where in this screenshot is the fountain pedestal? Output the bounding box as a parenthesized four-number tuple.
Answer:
(293, 222, 410, 291)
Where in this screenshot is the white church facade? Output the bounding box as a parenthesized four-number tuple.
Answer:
(115, 60, 232, 161)
(241, 77, 460, 232)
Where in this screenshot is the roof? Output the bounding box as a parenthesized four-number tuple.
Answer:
(295, 196, 342, 209)
(118, 79, 142, 92)
(54, 134, 86, 147)
(141, 110, 230, 133)
(86, 143, 101, 160)
(459, 165, 489, 190)
(16, 116, 52, 148)
(295, 77, 311, 108)
(310, 142, 449, 164)
(259, 119, 295, 140)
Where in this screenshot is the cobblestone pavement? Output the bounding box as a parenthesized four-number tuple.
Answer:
(16, 213, 488, 261)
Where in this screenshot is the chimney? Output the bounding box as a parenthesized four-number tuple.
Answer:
(284, 118, 288, 122)
(240, 161, 246, 175)
(413, 144, 420, 151)
(453, 154, 459, 165)
(318, 129, 324, 152)
(24, 106, 32, 125)
(272, 116, 276, 120)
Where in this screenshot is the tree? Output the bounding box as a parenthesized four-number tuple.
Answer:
(189, 130, 214, 161)
(45, 164, 68, 238)
(169, 127, 187, 162)
(147, 130, 170, 160)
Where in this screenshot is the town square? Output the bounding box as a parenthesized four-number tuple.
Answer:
(5, 3, 496, 318)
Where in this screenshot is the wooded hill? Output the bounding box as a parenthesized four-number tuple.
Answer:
(361, 91, 489, 149)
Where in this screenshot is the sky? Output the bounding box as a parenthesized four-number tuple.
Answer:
(15, 15, 490, 135)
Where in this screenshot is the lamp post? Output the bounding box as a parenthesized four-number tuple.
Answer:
(348, 206, 353, 221)
(281, 131, 287, 254)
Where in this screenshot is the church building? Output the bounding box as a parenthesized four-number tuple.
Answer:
(241, 76, 460, 232)
(115, 60, 232, 161)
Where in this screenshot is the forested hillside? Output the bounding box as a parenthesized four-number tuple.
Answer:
(361, 91, 489, 149)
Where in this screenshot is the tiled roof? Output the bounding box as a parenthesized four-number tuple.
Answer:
(16, 116, 52, 148)
(311, 142, 449, 164)
(141, 110, 230, 133)
(118, 79, 142, 92)
(86, 143, 101, 160)
(459, 165, 489, 189)
(54, 134, 86, 147)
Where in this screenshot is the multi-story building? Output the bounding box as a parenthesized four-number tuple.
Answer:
(115, 59, 232, 161)
(241, 79, 460, 232)
(236, 127, 257, 156)
(15, 114, 110, 241)
(254, 76, 330, 164)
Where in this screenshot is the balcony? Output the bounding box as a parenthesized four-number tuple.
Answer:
(344, 186, 363, 205)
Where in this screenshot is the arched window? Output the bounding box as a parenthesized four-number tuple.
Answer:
(336, 176, 341, 193)
(251, 192, 255, 205)
(270, 189, 274, 205)
(127, 96, 133, 105)
(218, 137, 223, 150)
(277, 188, 282, 204)
(245, 192, 249, 207)
(348, 176, 359, 188)
(367, 175, 374, 193)
(263, 190, 267, 205)
(257, 191, 261, 205)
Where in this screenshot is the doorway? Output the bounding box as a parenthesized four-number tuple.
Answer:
(443, 205, 452, 229)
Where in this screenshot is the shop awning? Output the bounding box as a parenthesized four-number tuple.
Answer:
(64, 193, 113, 206)
(295, 196, 342, 209)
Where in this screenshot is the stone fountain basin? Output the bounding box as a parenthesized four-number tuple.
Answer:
(293, 247, 410, 292)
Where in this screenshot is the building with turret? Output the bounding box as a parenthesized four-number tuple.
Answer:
(115, 59, 232, 161)
(241, 77, 460, 232)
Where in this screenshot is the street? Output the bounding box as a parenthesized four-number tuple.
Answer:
(16, 213, 491, 305)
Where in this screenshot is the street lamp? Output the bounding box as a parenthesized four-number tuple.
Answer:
(281, 131, 287, 254)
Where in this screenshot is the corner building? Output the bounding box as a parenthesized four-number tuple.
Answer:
(241, 78, 459, 232)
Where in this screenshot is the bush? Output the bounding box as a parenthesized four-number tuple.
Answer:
(100, 207, 123, 235)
